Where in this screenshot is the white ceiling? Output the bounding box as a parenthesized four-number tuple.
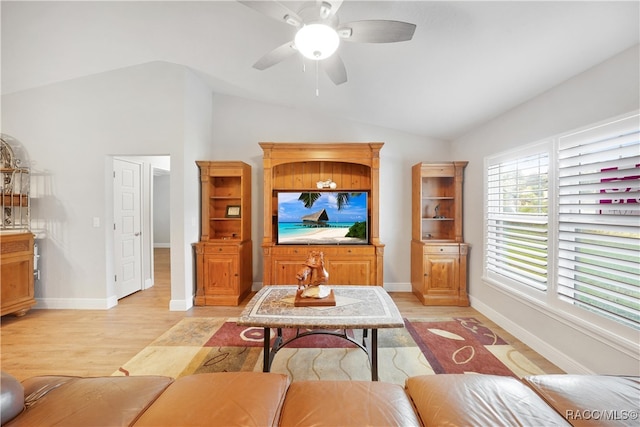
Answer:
(2, 1, 639, 140)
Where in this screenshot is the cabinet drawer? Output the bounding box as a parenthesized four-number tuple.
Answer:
(323, 246, 375, 256)
(423, 245, 460, 254)
(1, 233, 34, 256)
(271, 246, 375, 257)
(202, 245, 239, 254)
(272, 247, 310, 256)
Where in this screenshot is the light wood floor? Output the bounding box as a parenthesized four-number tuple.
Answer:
(0, 249, 564, 381)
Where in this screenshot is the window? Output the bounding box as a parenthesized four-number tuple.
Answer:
(485, 112, 639, 331)
(486, 145, 550, 292)
(557, 115, 639, 329)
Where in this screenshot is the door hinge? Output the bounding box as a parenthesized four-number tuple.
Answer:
(114, 275, 117, 282)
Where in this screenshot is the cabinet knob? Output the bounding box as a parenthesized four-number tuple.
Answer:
(440, 248, 444, 251)
(219, 248, 223, 251)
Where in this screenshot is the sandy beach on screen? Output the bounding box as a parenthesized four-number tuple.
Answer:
(280, 227, 363, 244)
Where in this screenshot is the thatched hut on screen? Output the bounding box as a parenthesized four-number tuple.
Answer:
(301, 209, 329, 227)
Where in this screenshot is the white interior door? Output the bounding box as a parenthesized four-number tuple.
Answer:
(113, 158, 143, 299)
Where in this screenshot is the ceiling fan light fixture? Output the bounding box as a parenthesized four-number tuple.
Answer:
(294, 24, 340, 60)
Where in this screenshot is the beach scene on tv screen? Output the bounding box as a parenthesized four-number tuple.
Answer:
(277, 192, 368, 244)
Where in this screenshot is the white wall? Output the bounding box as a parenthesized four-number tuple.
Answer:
(174, 67, 213, 310)
(153, 174, 171, 247)
(1, 61, 207, 310)
(209, 94, 449, 289)
(451, 45, 640, 375)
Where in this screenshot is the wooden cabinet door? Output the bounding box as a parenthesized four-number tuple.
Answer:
(425, 255, 458, 293)
(203, 254, 238, 296)
(1, 256, 34, 315)
(325, 257, 374, 285)
(273, 257, 306, 286)
(418, 245, 463, 306)
(1, 232, 35, 316)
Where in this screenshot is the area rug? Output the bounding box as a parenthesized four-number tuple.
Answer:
(113, 317, 546, 385)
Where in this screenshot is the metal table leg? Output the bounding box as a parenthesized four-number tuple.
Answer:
(371, 329, 378, 381)
(262, 327, 270, 372)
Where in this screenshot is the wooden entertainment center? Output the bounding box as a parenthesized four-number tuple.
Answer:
(260, 142, 384, 286)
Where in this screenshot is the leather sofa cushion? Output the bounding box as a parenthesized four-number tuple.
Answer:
(133, 372, 290, 427)
(6, 375, 173, 427)
(406, 374, 571, 426)
(279, 380, 422, 427)
(523, 375, 640, 426)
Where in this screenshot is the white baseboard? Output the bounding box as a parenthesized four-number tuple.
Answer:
(383, 282, 412, 292)
(169, 298, 192, 311)
(470, 296, 593, 374)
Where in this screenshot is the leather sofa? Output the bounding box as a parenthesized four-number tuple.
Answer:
(1, 371, 638, 426)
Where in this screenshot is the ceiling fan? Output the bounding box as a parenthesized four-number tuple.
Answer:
(239, 0, 416, 85)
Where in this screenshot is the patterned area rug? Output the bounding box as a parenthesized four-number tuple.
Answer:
(113, 317, 545, 385)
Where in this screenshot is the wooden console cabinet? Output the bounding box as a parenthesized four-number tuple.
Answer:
(193, 161, 252, 306)
(411, 162, 469, 306)
(1, 137, 35, 317)
(260, 142, 384, 286)
(1, 232, 36, 316)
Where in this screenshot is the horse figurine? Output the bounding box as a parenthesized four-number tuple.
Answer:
(296, 251, 329, 293)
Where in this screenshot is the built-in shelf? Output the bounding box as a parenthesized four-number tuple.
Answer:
(411, 162, 469, 306)
(193, 161, 252, 306)
(260, 142, 384, 287)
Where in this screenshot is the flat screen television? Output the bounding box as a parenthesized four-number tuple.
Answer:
(277, 191, 368, 245)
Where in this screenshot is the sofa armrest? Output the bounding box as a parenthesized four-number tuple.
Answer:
(523, 375, 640, 426)
(5, 375, 173, 427)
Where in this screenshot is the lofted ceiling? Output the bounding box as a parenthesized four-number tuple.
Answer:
(1, 0, 639, 140)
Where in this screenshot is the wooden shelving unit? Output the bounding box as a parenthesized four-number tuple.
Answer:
(193, 161, 252, 306)
(411, 162, 469, 306)
(1, 137, 35, 317)
(260, 142, 384, 287)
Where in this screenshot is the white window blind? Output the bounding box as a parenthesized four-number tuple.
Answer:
(486, 150, 549, 291)
(558, 114, 640, 329)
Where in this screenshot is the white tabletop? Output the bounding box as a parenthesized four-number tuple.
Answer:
(237, 285, 405, 329)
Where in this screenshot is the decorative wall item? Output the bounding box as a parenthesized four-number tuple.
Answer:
(1, 135, 30, 231)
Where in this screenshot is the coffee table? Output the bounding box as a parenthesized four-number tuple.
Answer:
(237, 285, 404, 381)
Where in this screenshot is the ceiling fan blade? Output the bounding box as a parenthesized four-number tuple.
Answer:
(338, 20, 416, 43)
(253, 41, 297, 70)
(323, 54, 347, 85)
(238, 1, 303, 26)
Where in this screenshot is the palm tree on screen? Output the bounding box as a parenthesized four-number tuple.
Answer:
(298, 192, 362, 210)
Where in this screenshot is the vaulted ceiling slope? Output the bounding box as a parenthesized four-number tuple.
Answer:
(2, 1, 638, 140)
